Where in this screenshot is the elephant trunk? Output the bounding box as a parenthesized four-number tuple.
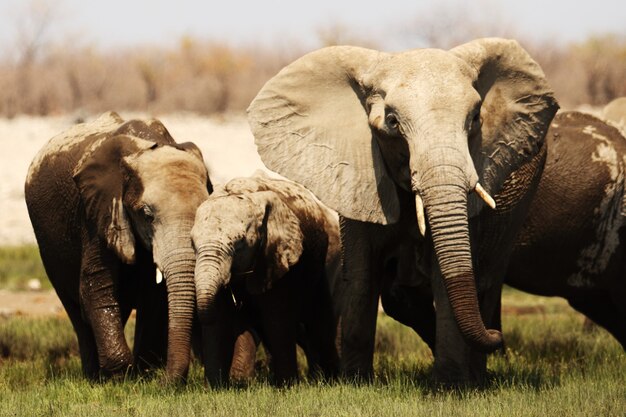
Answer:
(155, 221, 197, 382)
(194, 240, 234, 325)
(414, 147, 502, 353)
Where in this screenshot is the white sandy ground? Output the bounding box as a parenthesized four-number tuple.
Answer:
(0, 112, 276, 246)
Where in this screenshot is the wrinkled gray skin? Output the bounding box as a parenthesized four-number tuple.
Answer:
(503, 112, 626, 349)
(192, 174, 340, 385)
(25, 112, 211, 382)
(248, 38, 558, 383)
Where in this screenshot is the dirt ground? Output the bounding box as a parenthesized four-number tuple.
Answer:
(0, 289, 64, 317)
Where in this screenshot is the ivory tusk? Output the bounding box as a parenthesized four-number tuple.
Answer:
(475, 182, 496, 209)
(156, 268, 164, 284)
(415, 193, 427, 237)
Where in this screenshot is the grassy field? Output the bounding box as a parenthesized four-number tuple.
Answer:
(0, 246, 624, 416)
(0, 245, 51, 291)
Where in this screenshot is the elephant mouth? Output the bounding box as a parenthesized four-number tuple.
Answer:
(413, 183, 496, 237)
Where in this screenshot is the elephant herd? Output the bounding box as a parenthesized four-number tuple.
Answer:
(23, 37, 626, 387)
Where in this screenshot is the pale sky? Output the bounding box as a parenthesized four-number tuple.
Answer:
(1, 0, 625, 54)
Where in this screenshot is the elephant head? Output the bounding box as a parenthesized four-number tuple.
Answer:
(247, 38, 558, 352)
(72, 118, 211, 381)
(192, 189, 304, 325)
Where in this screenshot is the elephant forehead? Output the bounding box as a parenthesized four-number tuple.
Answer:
(129, 147, 209, 205)
(377, 49, 471, 87)
(194, 196, 260, 235)
(130, 146, 207, 182)
(375, 51, 477, 110)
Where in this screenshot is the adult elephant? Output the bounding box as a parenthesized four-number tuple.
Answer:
(192, 173, 340, 385)
(25, 112, 211, 382)
(247, 38, 558, 383)
(505, 111, 626, 348)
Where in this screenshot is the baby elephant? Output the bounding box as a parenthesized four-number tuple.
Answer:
(192, 174, 340, 385)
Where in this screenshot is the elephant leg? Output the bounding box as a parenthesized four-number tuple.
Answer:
(256, 278, 298, 385)
(62, 298, 100, 379)
(381, 283, 437, 354)
(79, 240, 133, 377)
(337, 219, 381, 380)
(431, 269, 487, 385)
(568, 291, 626, 350)
(133, 277, 168, 372)
(202, 288, 236, 387)
(299, 277, 339, 380)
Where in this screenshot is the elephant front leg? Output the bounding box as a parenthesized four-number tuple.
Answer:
(256, 277, 298, 386)
(431, 268, 487, 385)
(201, 288, 236, 387)
(336, 219, 381, 380)
(79, 240, 133, 377)
(132, 267, 169, 372)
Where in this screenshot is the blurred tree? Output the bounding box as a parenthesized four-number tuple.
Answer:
(11, 0, 64, 115)
(574, 35, 626, 105)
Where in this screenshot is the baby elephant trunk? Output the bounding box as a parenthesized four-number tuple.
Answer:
(195, 241, 234, 325)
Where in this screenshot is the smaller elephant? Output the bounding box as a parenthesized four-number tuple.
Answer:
(506, 111, 626, 348)
(192, 173, 340, 385)
(25, 112, 211, 381)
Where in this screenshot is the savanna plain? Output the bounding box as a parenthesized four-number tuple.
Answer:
(0, 246, 624, 416)
(0, 24, 625, 415)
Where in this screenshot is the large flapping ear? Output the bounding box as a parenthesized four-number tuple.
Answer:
(73, 135, 155, 264)
(255, 191, 304, 288)
(247, 46, 401, 225)
(451, 38, 559, 196)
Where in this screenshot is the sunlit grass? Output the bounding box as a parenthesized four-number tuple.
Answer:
(0, 247, 623, 416)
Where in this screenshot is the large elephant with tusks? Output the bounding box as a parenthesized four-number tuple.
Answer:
(247, 38, 558, 383)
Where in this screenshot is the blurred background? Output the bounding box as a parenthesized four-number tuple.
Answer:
(0, 0, 624, 118)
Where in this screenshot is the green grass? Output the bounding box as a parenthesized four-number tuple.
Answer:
(0, 306, 624, 416)
(0, 245, 51, 290)
(0, 247, 624, 416)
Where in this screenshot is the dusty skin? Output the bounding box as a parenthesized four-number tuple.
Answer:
(0, 112, 271, 319)
(0, 112, 273, 246)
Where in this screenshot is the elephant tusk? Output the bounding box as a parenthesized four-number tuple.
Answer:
(156, 268, 164, 284)
(475, 182, 496, 209)
(415, 193, 427, 237)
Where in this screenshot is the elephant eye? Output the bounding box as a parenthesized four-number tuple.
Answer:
(386, 113, 399, 129)
(142, 205, 155, 222)
(470, 110, 482, 131)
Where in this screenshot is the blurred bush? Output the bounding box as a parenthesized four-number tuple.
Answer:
(0, 1, 624, 117)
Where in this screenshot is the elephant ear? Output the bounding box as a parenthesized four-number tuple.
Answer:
(257, 191, 304, 290)
(451, 38, 559, 196)
(73, 135, 155, 264)
(247, 46, 401, 225)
